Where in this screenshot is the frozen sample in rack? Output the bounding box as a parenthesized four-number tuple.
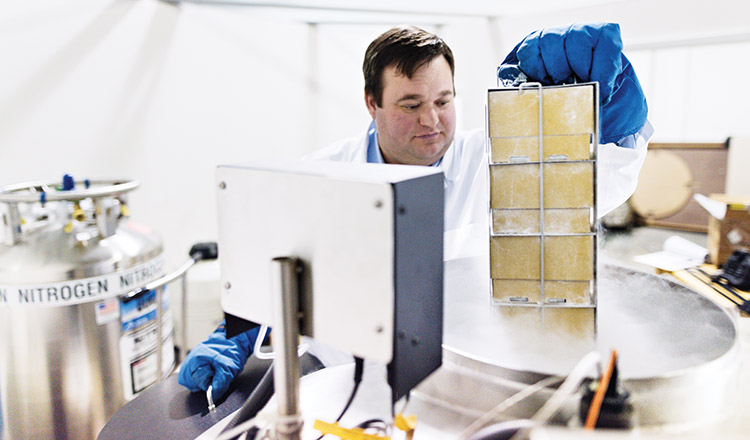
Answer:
(492, 280, 593, 306)
(543, 307, 596, 339)
(543, 235, 595, 281)
(543, 280, 593, 305)
(487, 86, 595, 138)
(491, 301, 596, 340)
(542, 208, 593, 234)
(492, 209, 542, 235)
(490, 236, 541, 280)
(490, 164, 540, 209)
(490, 134, 593, 164)
(490, 162, 594, 210)
(490, 235, 594, 282)
(544, 235, 594, 280)
(492, 279, 542, 303)
(491, 208, 593, 235)
(543, 162, 594, 209)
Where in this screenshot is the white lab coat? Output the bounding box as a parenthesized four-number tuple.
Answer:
(307, 125, 650, 261)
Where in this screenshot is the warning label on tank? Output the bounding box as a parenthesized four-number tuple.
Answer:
(121, 288, 159, 332)
(119, 286, 175, 399)
(121, 323, 160, 396)
(0, 255, 166, 306)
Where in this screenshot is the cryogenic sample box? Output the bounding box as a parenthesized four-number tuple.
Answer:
(487, 83, 598, 334)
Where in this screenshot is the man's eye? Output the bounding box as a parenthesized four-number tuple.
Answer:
(402, 103, 420, 110)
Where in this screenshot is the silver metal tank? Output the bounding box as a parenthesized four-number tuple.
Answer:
(0, 177, 174, 440)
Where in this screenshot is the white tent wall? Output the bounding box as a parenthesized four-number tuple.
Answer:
(1, 0, 749, 272)
(0, 1, 500, 270)
(0, 1, 311, 269)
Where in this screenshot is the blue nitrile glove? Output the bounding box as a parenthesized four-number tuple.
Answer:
(178, 321, 260, 401)
(498, 23, 647, 145)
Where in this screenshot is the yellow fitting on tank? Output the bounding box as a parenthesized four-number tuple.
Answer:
(64, 221, 73, 233)
(73, 203, 86, 222)
(120, 204, 130, 217)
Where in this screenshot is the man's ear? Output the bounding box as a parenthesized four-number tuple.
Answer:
(365, 92, 377, 119)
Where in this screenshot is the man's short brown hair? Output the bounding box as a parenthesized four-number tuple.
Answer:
(363, 26, 455, 107)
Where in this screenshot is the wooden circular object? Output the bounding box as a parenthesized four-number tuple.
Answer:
(631, 150, 694, 219)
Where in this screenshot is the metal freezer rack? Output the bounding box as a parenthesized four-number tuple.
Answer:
(487, 82, 599, 309)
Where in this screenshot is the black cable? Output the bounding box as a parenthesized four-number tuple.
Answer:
(315, 356, 365, 439)
(336, 357, 365, 422)
(714, 278, 750, 313)
(689, 267, 750, 313)
(219, 362, 276, 439)
(705, 266, 750, 301)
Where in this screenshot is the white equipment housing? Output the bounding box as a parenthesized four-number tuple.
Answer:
(216, 159, 444, 401)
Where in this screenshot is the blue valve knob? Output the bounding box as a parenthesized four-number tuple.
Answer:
(62, 174, 75, 191)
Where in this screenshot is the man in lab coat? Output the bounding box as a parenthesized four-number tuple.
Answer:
(179, 23, 652, 401)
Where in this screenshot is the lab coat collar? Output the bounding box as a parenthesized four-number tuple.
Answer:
(438, 138, 461, 184)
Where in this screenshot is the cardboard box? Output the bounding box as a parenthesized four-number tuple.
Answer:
(708, 194, 750, 266)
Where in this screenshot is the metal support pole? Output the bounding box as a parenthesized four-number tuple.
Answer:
(271, 257, 303, 440)
(156, 286, 164, 379)
(181, 272, 189, 362)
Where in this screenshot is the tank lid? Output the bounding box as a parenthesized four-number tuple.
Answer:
(0, 178, 138, 203)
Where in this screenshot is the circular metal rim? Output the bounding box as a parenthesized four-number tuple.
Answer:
(0, 179, 139, 203)
(434, 265, 742, 429)
(442, 326, 741, 386)
(443, 263, 740, 383)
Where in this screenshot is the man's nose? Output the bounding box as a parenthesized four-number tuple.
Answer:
(418, 106, 439, 127)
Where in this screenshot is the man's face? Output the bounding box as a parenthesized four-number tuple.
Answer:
(365, 56, 456, 166)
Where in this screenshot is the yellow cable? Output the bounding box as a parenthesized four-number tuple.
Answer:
(394, 413, 417, 440)
(313, 420, 389, 440)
